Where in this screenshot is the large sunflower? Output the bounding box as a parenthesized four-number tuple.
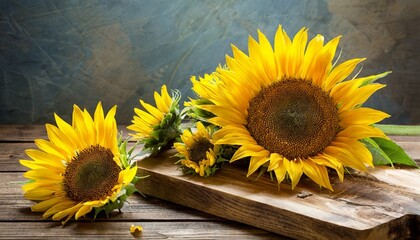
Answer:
(128, 85, 182, 155)
(174, 121, 220, 177)
(191, 26, 390, 190)
(20, 102, 138, 224)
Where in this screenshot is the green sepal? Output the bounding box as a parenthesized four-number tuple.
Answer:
(118, 132, 142, 168)
(358, 71, 391, 87)
(363, 137, 418, 168)
(151, 129, 162, 140)
(124, 183, 140, 196)
(184, 98, 216, 123)
(118, 139, 129, 168)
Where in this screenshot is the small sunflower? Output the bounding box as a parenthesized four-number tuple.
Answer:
(191, 26, 390, 190)
(128, 85, 182, 155)
(20, 102, 139, 224)
(174, 121, 221, 177)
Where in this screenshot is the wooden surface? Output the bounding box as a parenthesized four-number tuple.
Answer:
(0, 125, 288, 239)
(136, 139, 420, 240)
(1, 125, 419, 239)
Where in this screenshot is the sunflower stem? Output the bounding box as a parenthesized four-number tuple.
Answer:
(375, 124, 420, 136)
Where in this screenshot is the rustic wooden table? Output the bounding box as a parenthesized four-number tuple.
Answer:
(1, 125, 419, 239)
(0, 125, 288, 239)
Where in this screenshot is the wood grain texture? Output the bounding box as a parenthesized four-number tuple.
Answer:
(0, 221, 279, 240)
(136, 150, 420, 240)
(0, 125, 47, 141)
(1, 125, 419, 239)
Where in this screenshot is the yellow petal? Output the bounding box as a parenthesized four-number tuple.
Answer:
(22, 179, 60, 192)
(24, 187, 61, 201)
(42, 200, 76, 219)
(75, 205, 93, 220)
(140, 100, 164, 120)
(289, 27, 308, 77)
(24, 149, 66, 171)
(310, 36, 341, 86)
(339, 107, 390, 127)
(300, 34, 324, 79)
(247, 155, 270, 176)
(324, 58, 365, 91)
(339, 84, 386, 111)
(134, 108, 160, 125)
(94, 102, 105, 145)
(302, 160, 333, 191)
(52, 202, 83, 222)
(23, 168, 63, 181)
(31, 194, 67, 212)
(54, 113, 80, 149)
(215, 135, 256, 146)
(274, 25, 292, 77)
(122, 166, 137, 185)
(338, 125, 388, 140)
(199, 105, 246, 125)
(268, 153, 283, 171)
(155, 85, 172, 113)
(284, 159, 303, 190)
(231, 144, 269, 162)
(248, 35, 272, 86)
(84, 199, 108, 207)
(34, 139, 67, 161)
(323, 145, 367, 171)
(273, 159, 287, 184)
(313, 155, 344, 182)
(160, 85, 172, 108)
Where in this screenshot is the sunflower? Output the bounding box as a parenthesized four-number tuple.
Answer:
(174, 121, 221, 177)
(128, 85, 182, 155)
(191, 25, 390, 190)
(20, 102, 138, 224)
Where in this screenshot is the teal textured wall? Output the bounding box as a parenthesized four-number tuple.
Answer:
(1, 0, 419, 124)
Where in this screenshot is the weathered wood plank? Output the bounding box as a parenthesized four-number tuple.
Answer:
(0, 125, 47, 142)
(0, 142, 36, 172)
(0, 221, 280, 240)
(136, 150, 420, 240)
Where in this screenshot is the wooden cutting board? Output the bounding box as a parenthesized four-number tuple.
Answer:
(136, 149, 420, 240)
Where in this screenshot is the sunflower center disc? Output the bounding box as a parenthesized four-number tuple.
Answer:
(63, 145, 121, 202)
(189, 138, 213, 163)
(247, 80, 340, 159)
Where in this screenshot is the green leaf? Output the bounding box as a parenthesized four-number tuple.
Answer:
(372, 137, 418, 168)
(362, 138, 393, 166)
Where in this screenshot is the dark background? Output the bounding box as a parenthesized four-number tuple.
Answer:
(1, 0, 419, 125)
